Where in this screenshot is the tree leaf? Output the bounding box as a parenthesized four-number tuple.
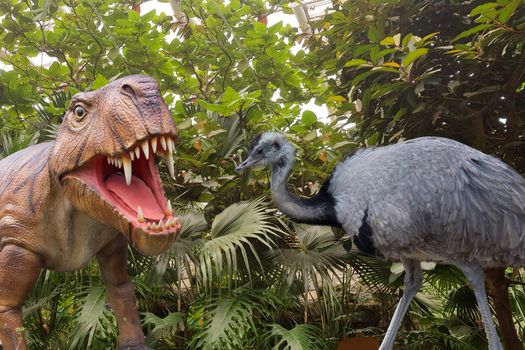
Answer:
(301, 110, 317, 126)
(383, 62, 400, 68)
(469, 2, 499, 17)
(401, 48, 428, 67)
(499, 0, 520, 23)
(326, 95, 347, 102)
(343, 58, 370, 67)
(380, 36, 396, 46)
(453, 23, 492, 42)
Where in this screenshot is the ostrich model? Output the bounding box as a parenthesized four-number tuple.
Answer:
(234, 132, 525, 350)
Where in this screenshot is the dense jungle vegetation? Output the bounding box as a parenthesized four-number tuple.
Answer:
(1, 0, 525, 348)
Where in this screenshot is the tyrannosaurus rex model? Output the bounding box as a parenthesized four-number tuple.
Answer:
(0, 74, 181, 349)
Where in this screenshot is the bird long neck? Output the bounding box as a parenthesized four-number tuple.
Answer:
(270, 158, 340, 227)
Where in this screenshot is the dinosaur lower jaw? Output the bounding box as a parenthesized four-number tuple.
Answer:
(62, 138, 180, 256)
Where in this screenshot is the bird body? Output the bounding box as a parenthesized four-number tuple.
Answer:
(235, 132, 520, 350)
(329, 137, 525, 266)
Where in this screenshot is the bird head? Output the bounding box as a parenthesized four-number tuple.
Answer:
(235, 132, 295, 173)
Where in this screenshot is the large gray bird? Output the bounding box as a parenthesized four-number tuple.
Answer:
(234, 132, 525, 350)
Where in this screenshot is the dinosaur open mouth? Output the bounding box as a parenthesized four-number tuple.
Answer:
(62, 135, 180, 255)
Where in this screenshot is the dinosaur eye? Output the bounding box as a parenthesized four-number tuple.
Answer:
(256, 147, 263, 154)
(74, 106, 85, 119)
(272, 142, 280, 150)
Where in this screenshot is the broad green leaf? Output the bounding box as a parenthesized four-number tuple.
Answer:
(453, 23, 492, 42)
(402, 33, 413, 48)
(380, 36, 396, 46)
(326, 95, 347, 102)
(371, 48, 396, 63)
(343, 58, 370, 67)
(401, 48, 428, 67)
(499, 0, 520, 23)
(301, 110, 317, 126)
(367, 25, 382, 42)
(469, 2, 499, 17)
(383, 62, 400, 68)
(91, 74, 109, 90)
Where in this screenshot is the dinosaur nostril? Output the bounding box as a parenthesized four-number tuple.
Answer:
(121, 84, 136, 97)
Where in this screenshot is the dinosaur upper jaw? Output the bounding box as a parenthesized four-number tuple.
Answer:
(62, 135, 181, 256)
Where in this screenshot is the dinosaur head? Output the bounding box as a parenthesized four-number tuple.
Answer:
(50, 74, 181, 256)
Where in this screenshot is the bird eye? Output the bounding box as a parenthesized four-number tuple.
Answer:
(256, 147, 263, 154)
(272, 142, 280, 150)
(74, 106, 85, 119)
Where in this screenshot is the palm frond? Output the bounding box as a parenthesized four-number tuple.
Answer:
(65, 285, 117, 350)
(143, 311, 186, 345)
(216, 115, 243, 158)
(443, 285, 481, 321)
(0, 129, 40, 158)
(189, 288, 280, 350)
(152, 211, 206, 283)
(346, 252, 403, 293)
(198, 198, 281, 289)
(263, 323, 328, 350)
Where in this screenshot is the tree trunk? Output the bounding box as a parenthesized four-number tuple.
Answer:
(485, 268, 523, 350)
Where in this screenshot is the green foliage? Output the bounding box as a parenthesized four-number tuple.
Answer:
(263, 323, 329, 350)
(2, 0, 525, 348)
(189, 288, 280, 350)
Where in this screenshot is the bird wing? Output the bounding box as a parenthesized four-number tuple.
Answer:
(330, 137, 525, 265)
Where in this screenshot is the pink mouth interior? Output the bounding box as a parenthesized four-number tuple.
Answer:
(106, 174, 164, 221)
(63, 146, 170, 231)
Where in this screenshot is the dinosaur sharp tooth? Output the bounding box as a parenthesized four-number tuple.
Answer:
(146, 223, 152, 230)
(116, 158, 122, 168)
(166, 218, 173, 227)
(158, 219, 165, 230)
(151, 137, 158, 154)
(107, 157, 111, 165)
(167, 139, 175, 153)
(137, 206, 145, 223)
(134, 146, 141, 159)
(130, 150, 135, 161)
(166, 200, 173, 216)
(167, 152, 175, 178)
(160, 136, 167, 151)
(122, 157, 132, 186)
(137, 205, 146, 222)
(141, 140, 150, 160)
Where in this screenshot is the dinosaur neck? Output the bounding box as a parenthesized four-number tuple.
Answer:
(270, 158, 340, 227)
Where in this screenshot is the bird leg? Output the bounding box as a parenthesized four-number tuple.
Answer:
(458, 264, 504, 350)
(378, 258, 422, 350)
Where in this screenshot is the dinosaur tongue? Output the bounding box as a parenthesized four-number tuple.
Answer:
(106, 173, 164, 221)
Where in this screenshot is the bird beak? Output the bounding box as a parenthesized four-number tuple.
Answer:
(234, 156, 258, 173)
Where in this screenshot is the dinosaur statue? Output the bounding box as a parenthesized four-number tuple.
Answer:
(0, 74, 181, 350)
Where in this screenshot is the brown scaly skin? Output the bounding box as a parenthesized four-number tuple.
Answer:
(0, 75, 182, 349)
